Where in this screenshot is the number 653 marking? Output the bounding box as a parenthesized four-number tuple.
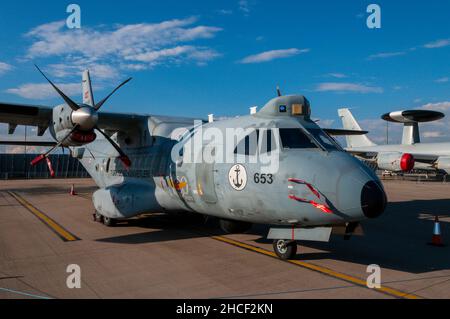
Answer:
(254, 173, 274, 184)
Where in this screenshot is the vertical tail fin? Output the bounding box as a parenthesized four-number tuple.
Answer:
(82, 70, 95, 107)
(338, 108, 376, 148)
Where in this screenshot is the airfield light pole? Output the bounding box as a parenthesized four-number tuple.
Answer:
(386, 121, 389, 145)
(24, 126, 28, 178)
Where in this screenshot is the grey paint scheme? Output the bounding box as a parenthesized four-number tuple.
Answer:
(0, 95, 384, 229)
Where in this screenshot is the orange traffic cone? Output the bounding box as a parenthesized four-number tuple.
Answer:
(70, 184, 77, 196)
(428, 216, 445, 247)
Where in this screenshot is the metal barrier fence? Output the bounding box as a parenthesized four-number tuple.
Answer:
(0, 154, 88, 179)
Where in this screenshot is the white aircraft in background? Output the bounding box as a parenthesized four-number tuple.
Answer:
(338, 108, 450, 174)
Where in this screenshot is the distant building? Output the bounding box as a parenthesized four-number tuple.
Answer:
(0, 154, 88, 179)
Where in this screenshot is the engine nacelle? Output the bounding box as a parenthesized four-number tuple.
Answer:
(377, 152, 415, 172)
(51, 104, 98, 146)
(436, 157, 450, 174)
(93, 183, 163, 219)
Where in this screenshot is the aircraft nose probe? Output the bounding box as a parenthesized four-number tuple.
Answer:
(30, 65, 133, 175)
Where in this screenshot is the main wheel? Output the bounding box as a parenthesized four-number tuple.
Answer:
(273, 240, 297, 260)
(220, 219, 252, 234)
(94, 211, 103, 223)
(103, 216, 117, 227)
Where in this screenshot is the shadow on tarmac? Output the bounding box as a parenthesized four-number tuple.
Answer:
(96, 199, 450, 274)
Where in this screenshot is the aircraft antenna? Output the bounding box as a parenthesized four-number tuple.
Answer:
(276, 86, 282, 97)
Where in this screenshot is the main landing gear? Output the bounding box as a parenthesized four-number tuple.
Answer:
(272, 239, 298, 260)
(93, 211, 117, 227)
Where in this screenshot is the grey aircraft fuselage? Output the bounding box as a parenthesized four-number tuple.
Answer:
(0, 68, 388, 259)
(76, 95, 386, 228)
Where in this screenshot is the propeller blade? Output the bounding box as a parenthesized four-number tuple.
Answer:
(95, 127, 131, 168)
(94, 78, 132, 111)
(35, 65, 79, 111)
(30, 125, 79, 166)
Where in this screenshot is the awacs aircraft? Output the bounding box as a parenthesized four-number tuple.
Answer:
(0, 67, 387, 260)
(339, 108, 450, 174)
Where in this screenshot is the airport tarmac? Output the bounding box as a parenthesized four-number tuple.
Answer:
(0, 178, 449, 299)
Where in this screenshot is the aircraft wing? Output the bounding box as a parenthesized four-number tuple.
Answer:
(323, 129, 369, 136)
(97, 111, 147, 132)
(1, 102, 148, 135)
(0, 102, 53, 135)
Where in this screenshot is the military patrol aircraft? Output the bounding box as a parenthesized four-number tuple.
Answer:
(339, 108, 450, 175)
(0, 67, 387, 260)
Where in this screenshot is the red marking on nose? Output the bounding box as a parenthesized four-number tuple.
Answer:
(288, 194, 333, 214)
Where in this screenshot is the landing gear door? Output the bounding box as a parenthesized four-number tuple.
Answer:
(196, 146, 218, 204)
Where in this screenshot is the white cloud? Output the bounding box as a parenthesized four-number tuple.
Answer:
(48, 63, 119, 80)
(326, 73, 347, 79)
(435, 77, 449, 83)
(239, 48, 309, 64)
(422, 131, 444, 138)
(0, 62, 12, 75)
(124, 45, 220, 65)
(24, 17, 222, 75)
(424, 39, 450, 49)
(421, 101, 450, 111)
(239, 0, 250, 13)
(217, 9, 233, 15)
(315, 119, 335, 127)
(5, 83, 81, 100)
(367, 51, 406, 60)
(316, 82, 383, 94)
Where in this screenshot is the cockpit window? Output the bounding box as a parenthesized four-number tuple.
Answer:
(307, 129, 343, 151)
(280, 129, 318, 149)
(234, 129, 259, 156)
(259, 129, 276, 154)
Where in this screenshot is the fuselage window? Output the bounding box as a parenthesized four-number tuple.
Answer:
(234, 129, 259, 156)
(259, 129, 277, 154)
(280, 129, 318, 149)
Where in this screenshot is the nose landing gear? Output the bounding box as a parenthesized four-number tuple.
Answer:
(273, 239, 297, 260)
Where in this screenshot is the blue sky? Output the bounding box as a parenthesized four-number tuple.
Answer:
(0, 0, 449, 145)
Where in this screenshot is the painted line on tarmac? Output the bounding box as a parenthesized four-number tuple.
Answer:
(8, 191, 80, 242)
(0, 287, 53, 299)
(211, 235, 422, 300)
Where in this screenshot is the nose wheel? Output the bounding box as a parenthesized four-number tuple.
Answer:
(273, 240, 297, 260)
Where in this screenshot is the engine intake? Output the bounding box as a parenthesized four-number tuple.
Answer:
(70, 130, 97, 144)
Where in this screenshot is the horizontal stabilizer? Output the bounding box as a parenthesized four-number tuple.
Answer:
(324, 129, 369, 136)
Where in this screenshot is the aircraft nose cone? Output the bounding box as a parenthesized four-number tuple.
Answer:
(361, 181, 387, 219)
